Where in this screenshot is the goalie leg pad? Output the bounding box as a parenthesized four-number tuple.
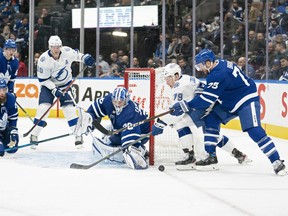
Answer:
(92, 136, 124, 163)
(74, 108, 93, 137)
(123, 146, 148, 170)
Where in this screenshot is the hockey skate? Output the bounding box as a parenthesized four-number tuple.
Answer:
(195, 154, 219, 171)
(273, 160, 287, 176)
(232, 148, 253, 164)
(175, 149, 196, 171)
(30, 135, 38, 150)
(75, 136, 84, 149)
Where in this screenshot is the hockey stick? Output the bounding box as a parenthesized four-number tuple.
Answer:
(5, 133, 72, 152)
(23, 66, 87, 137)
(92, 109, 173, 135)
(70, 132, 152, 169)
(15, 101, 47, 126)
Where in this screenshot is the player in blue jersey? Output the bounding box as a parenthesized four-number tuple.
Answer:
(0, 39, 19, 93)
(171, 48, 287, 175)
(30, 35, 95, 149)
(152, 63, 251, 170)
(74, 86, 150, 170)
(0, 78, 19, 156)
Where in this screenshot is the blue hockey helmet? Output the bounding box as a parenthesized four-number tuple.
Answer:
(4, 39, 17, 49)
(111, 87, 130, 115)
(0, 78, 7, 89)
(194, 48, 215, 71)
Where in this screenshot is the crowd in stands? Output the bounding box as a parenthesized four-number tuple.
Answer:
(0, 0, 287, 81)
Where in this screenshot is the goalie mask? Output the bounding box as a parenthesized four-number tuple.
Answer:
(111, 87, 130, 115)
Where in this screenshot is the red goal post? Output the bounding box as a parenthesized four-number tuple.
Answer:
(124, 68, 182, 165)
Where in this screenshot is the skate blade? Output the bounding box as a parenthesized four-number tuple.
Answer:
(196, 164, 219, 171)
(176, 164, 196, 171)
(276, 169, 288, 176)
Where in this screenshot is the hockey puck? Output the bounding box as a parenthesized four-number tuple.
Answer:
(158, 165, 165, 172)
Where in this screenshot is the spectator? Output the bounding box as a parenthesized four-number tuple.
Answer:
(177, 56, 192, 76)
(132, 57, 140, 68)
(237, 57, 256, 79)
(39, 8, 51, 26)
(98, 54, 109, 75)
(110, 52, 120, 65)
(1, 25, 11, 40)
(178, 34, 192, 62)
(275, 42, 288, 60)
(33, 52, 40, 77)
(13, 17, 29, 34)
(14, 52, 28, 77)
(167, 34, 181, 61)
(279, 55, 288, 81)
(154, 33, 169, 60)
(231, 0, 244, 22)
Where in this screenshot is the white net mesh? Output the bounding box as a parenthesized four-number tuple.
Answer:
(125, 68, 183, 165)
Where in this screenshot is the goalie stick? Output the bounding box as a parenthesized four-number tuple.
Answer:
(70, 132, 152, 169)
(93, 109, 173, 135)
(23, 66, 88, 137)
(5, 133, 72, 152)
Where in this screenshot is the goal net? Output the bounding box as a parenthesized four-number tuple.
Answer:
(124, 68, 183, 165)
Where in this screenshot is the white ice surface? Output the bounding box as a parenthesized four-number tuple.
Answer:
(0, 117, 287, 216)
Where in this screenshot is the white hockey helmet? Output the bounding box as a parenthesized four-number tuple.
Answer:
(48, 35, 62, 48)
(163, 63, 182, 78)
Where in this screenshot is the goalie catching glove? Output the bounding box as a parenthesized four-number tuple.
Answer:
(152, 118, 167, 136)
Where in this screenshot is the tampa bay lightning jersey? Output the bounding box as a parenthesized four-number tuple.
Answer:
(87, 93, 150, 146)
(0, 49, 19, 93)
(188, 59, 259, 113)
(161, 74, 202, 124)
(37, 46, 84, 90)
(0, 92, 18, 132)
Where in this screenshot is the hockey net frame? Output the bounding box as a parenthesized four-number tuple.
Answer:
(124, 68, 182, 165)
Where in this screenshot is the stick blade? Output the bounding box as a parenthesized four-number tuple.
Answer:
(70, 163, 90, 169)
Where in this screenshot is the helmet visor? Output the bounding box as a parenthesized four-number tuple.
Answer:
(195, 62, 205, 71)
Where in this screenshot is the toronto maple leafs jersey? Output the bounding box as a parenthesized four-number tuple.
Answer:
(0, 92, 18, 132)
(188, 59, 259, 113)
(37, 46, 84, 90)
(87, 93, 150, 146)
(0, 49, 19, 93)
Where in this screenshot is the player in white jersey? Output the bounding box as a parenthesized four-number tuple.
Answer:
(30, 35, 95, 149)
(152, 63, 251, 170)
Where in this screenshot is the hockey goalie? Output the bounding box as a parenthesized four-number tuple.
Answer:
(74, 87, 150, 170)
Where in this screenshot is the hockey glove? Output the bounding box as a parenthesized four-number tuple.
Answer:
(0, 142, 4, 157)
(83, 54, 95, 68)
(8, 128, 19, 148)
(52, 88, 65, 99)
(171, 100, 190, 116)
(152, 118, 167, 136)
